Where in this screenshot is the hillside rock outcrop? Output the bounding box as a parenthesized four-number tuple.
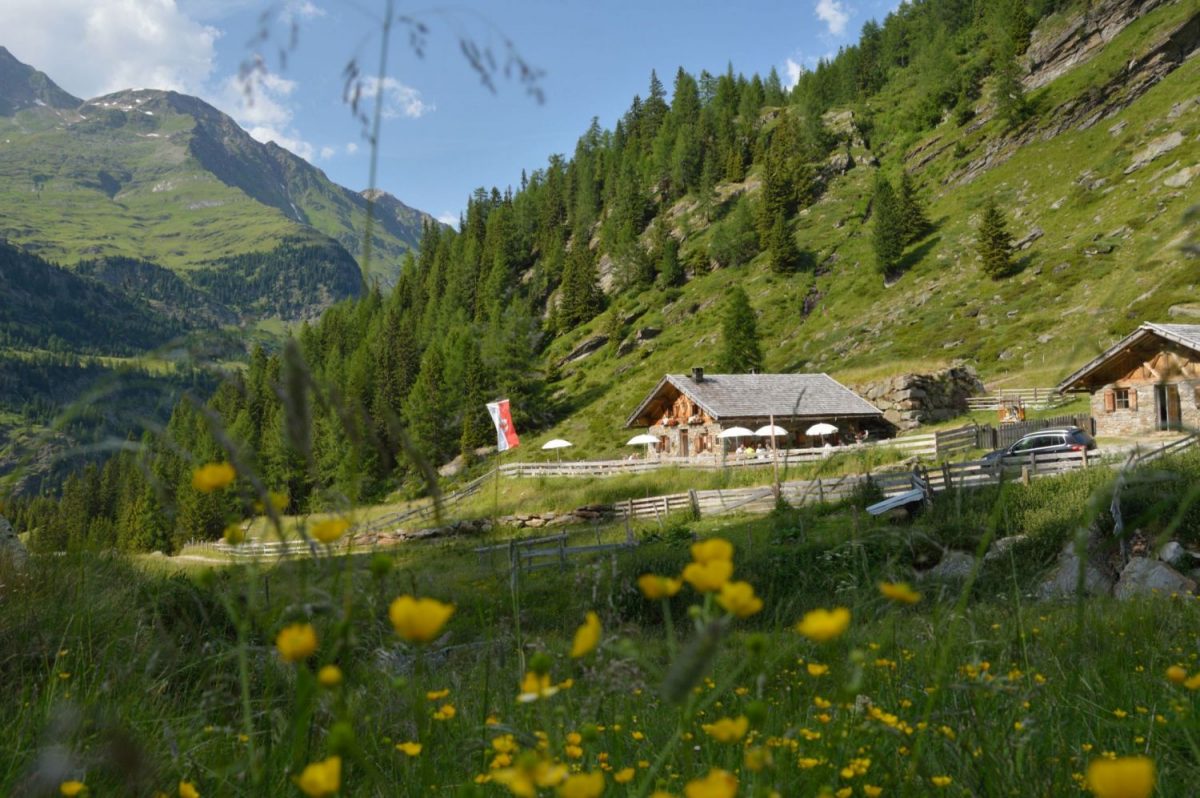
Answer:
(854, 367, 985, 431)
(0, 515, 28, 568)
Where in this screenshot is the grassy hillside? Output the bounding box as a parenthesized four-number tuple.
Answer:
(529, 0, 1200, 458)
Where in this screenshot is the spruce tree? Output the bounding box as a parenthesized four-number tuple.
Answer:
(719, 286, 764, 373)
(992, 40, 1027, 129)
(559, 245, 603, 328)
(977, 198, 1015, 279)
(871, 175, 904, 276)
(766, 212, 801, 273)
(657, 236, 684, 287)
(897, 170, 931, 245)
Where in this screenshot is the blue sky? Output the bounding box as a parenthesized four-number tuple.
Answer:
(0, 0, 902, 225)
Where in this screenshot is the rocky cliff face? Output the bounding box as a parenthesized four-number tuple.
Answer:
(855, 367, 985, 431)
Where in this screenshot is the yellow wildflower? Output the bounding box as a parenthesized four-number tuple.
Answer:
(223, 523, 245, 546)
(931, 776, 952, 788)
(571, 612, 602, 658)
(388, 595, 455, 643)
(433, 703, 456, 720)
(683, 768, 737, 798)
(1184, 673, 1200, 691)
(878, 581, 921, 604)
(638, 574, 683, 600)
(293, 756, 341, 798)
(493, 735, 519, 754)
(1085, 756, 1155, 798)
(682, 559, 734, 593)
(614, 767, 635, 783)
(691, 538, 734, 563)
(317, 665, 343, 688)
(1165, 665, 1187, 685)
(864, 786, 883, 797)
(191, 462, 235, 493)
(60, 782, 86, 797)
(275, 623, 317, 663)
(558, 771, 606, 798)
(179, 782, 200, 798)
(426, 688, 451, 700)
(806, 663, 829, 677)
(701, 716, 749, 743)
(518, 671, 560, 703)
(795, 607, 851, 642)
(311, 518, 350, 544)
(716, 581, 763, 618)
(396, 741, 422, 757)
(744, 747, 772, 772)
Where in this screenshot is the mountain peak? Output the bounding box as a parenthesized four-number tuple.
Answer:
(0, 45, 82, 115)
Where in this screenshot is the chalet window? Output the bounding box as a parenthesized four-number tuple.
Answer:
(1114, 388, 1131, 410)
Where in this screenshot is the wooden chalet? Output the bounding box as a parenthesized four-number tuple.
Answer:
(625, 369, 887, 457)
(1057, 322, 1200, 436)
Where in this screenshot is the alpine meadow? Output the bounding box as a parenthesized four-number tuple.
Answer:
(3, 1, 1200, 797)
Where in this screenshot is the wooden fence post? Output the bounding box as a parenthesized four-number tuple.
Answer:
(817, 477, 825, 504)
(688, 489, 700, 519)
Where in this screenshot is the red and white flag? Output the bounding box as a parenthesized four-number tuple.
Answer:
(487, 399, 520, 452)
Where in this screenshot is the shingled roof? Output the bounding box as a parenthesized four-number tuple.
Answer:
(625, 373, 882, 428)
(1057, 322, 1200, 392)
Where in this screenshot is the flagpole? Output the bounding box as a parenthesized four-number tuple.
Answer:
(770, 413, 781, 503)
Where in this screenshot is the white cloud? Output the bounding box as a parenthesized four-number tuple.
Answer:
(436, 211, 459, 228)
(784, 58, 804, 89)
(0, 0, 219, 99)
(346, 142, 359, 155)
(359, 76, 434, 120)
(815, 0, 850, 36)
(319, 145, 335, 159)
(218, 72, 316, 161)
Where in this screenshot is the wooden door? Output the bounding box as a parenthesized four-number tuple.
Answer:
(680, 429, 689, 457)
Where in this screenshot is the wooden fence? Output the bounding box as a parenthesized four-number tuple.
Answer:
(975, 414, 1096, 450)
(965, 388, 1068, 411)
(473, 531, 635, 572)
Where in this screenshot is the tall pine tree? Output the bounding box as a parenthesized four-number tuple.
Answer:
(897, 171, 931, 245)
(977, 198, 1015, 279)
(871, 175, 904, 276)
(719, 286, 764, 373)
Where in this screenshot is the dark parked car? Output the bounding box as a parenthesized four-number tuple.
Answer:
(982, 426, 1098, 463)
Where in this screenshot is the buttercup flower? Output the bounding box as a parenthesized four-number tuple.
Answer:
(571, 611, 601, 658)
(433, 703, 456, 720)
(1085, 756, 1154, 798)
(389, 596, 455, 643)
(317, 665, 343, 688)
(795, 607, 851, 642)
(702, 716, 749, 743)
(275, 623, 317, 663)
(716, 581, 762, 618)
(931, 776, 952, 788)
(1165, 665, 1187, 684)
(684, 768, 738, 798)
(682, 559, 734, 593)
(293, 756, 341, 797)
(60, 782, 86, 797)
(311, 518, 350, 544)
(179, 782, 200, 798)
(191, 463, 235, 493)
(558, 771, 606, 798)
(518, 671, 560, 703)
(878, 581, 921, 604)
(223, 523, 245, 545)
(396, 741, 422, 757)
(614, 767, 635, 783)
(638, 574, 683, 600)
(806, 663, 829, 677)
(691, 538, 734, 564)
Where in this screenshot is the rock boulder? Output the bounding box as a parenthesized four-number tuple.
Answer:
(1114, 557, 1196, 599)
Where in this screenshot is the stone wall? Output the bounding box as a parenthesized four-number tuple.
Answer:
(855, 367, 985, 431)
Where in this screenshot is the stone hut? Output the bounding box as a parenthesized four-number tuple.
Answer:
(625, 369, 887, 457)
(1057, 322, 1200, 436)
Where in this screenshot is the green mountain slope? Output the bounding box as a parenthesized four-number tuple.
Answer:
(0, 46, 433, 290)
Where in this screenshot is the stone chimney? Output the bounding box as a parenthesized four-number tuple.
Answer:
(692, 367, 704, 382)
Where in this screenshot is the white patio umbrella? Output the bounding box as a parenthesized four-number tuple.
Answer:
(754, 424, 787, 437)
(541, 438, 573, 461)
(626, 433, 658, 459)
(805, 422, 838, 446)
(717, 426, 754, 439)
